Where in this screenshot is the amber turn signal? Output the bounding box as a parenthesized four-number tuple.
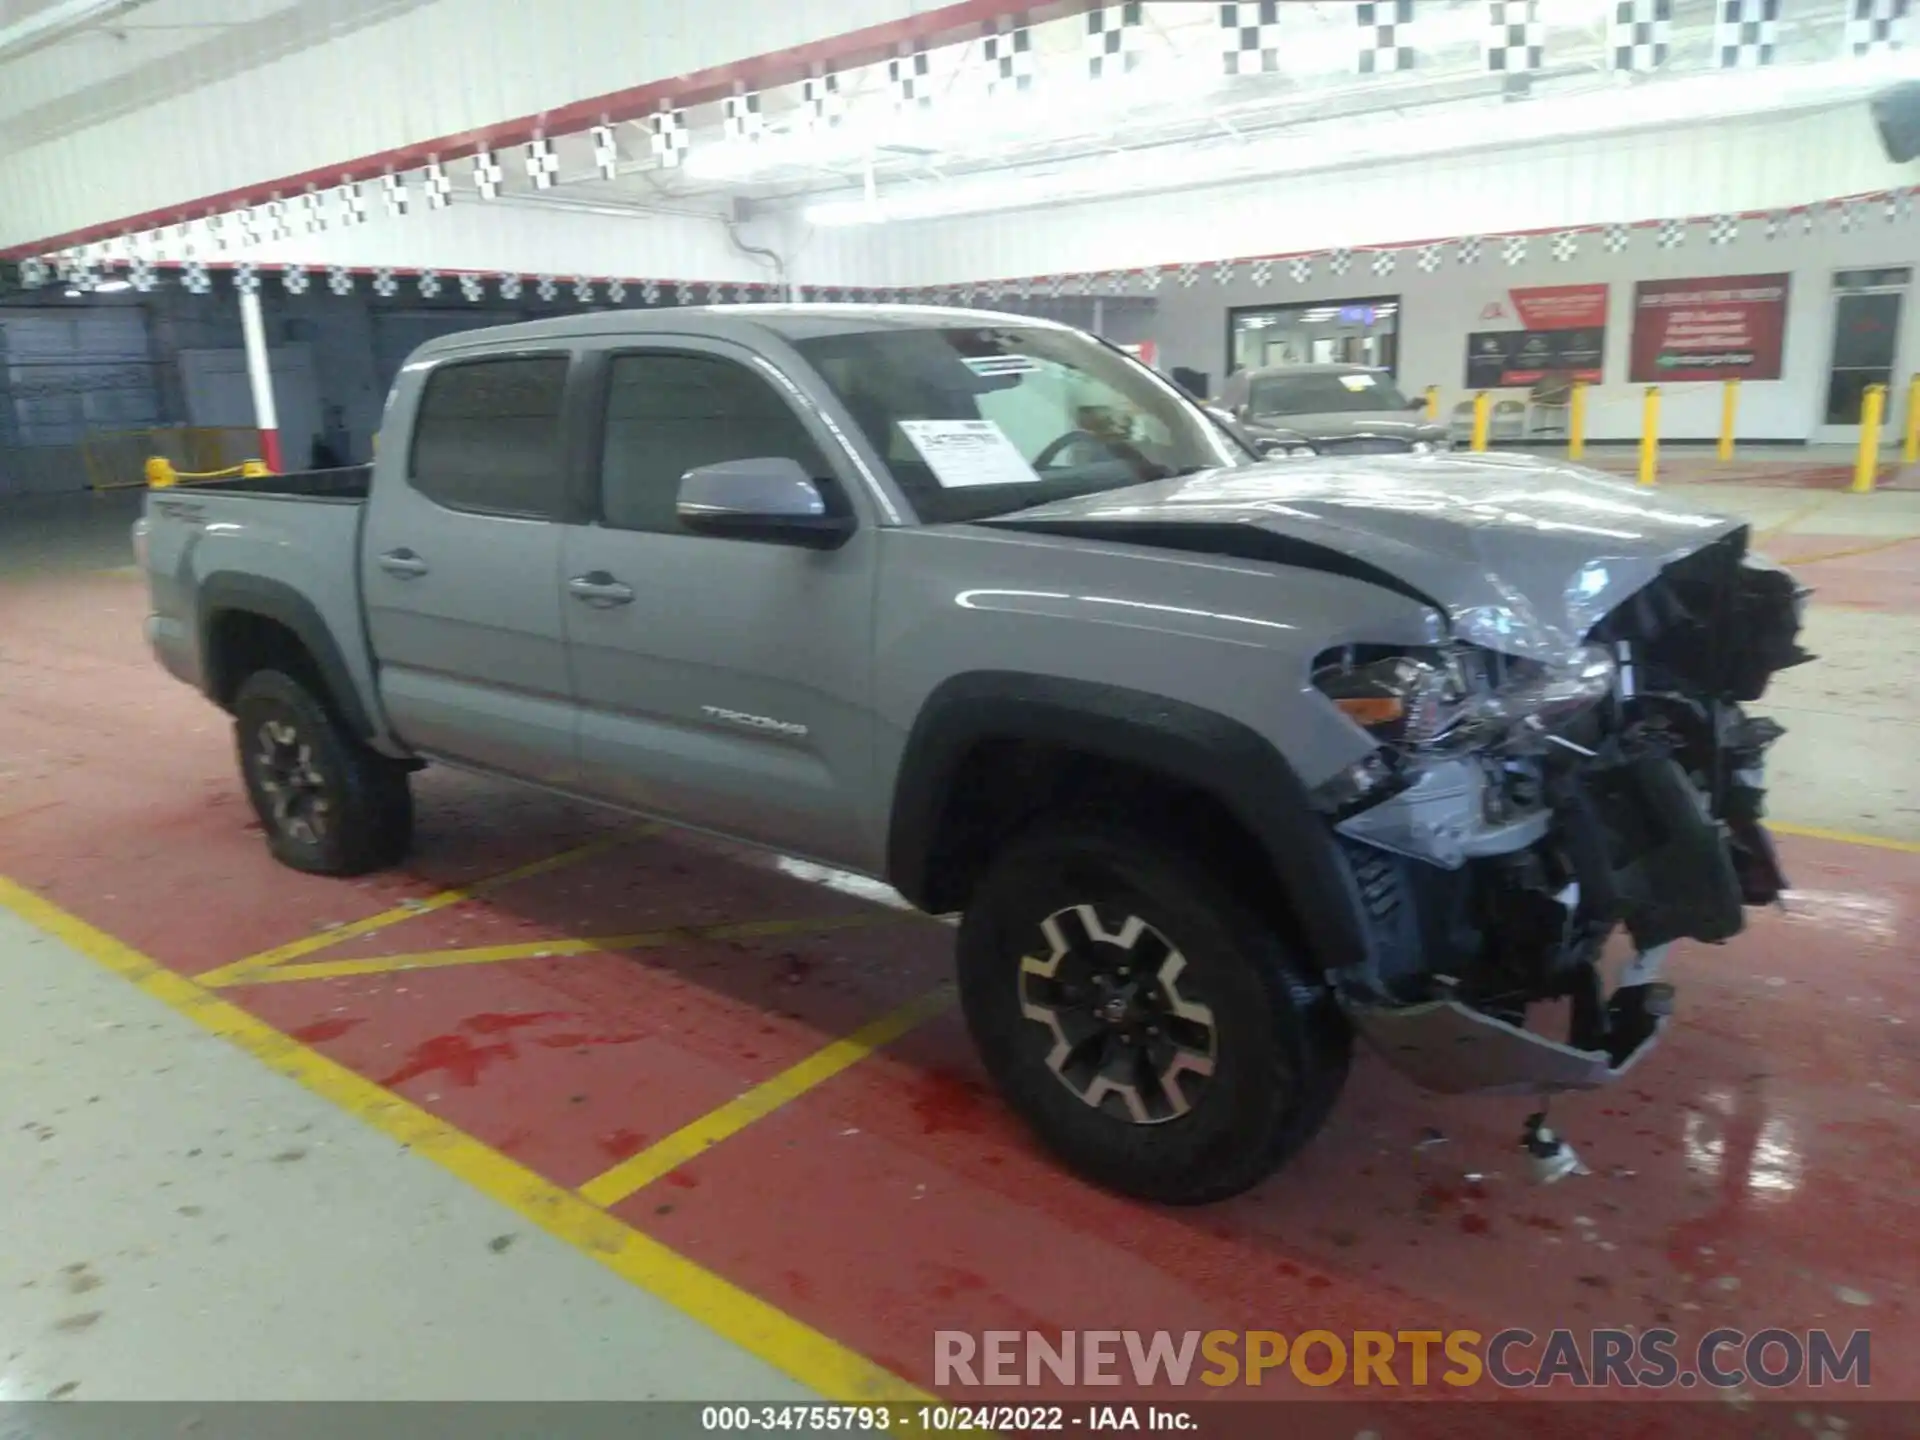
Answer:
(1333, 695, 1407, 728)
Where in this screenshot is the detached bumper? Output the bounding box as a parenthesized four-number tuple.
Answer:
(1344, 980, 1672, 1097)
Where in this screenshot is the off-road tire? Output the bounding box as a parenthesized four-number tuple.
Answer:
(233, 669, 413, 876)
(957, 819, 1349, 1205)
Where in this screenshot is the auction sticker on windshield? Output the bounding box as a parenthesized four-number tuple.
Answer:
(898, 419, 1041, 488)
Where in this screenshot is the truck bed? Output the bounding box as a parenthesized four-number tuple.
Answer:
(175, 464, 372, 502)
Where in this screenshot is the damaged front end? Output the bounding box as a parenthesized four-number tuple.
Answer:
(1315, 530, 1813, 1096)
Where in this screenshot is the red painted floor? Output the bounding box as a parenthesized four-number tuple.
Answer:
(3, 569, 1917, 1423)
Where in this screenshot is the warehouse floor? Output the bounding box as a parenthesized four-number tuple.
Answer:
(0, 464, 1916, 1418)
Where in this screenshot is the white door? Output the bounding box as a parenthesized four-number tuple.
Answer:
(177, 344, 323, 466)
(1812, 267, 1910, 447)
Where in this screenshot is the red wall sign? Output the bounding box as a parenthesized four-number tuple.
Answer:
(1629, 273, 1791, 383)
(1465, 283, 1609, 387)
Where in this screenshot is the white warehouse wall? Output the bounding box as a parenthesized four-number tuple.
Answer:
(807, 104, 1920, 442)
(0, 0, 934, 253)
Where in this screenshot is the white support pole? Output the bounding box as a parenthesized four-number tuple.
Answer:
(238, 288, 283, 471)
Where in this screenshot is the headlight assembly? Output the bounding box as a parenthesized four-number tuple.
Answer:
(1314, 643, 1617, 753)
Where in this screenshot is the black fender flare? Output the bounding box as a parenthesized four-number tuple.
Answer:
(884, 672, 1369, 972)
(197, 572, 377, 741)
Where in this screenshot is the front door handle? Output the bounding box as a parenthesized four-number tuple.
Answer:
(568, 572, 635, 607)
(378, 548, 429, 579)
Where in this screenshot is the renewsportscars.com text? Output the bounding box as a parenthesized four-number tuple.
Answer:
(934, 1328, 1871, 1390)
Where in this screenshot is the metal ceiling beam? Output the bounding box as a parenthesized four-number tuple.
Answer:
(0, 0, 151, 64)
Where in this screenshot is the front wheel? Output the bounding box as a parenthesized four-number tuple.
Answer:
(233, 669, 413, 877)
(956, 821, 1349, 1204)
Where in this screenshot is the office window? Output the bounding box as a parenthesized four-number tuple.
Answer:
(409, 355, 568, 517)
(601, 352, 831, 533)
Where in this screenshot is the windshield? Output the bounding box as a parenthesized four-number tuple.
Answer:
(792, 325, 1247, 524)
(1248, 370, 1408, 417)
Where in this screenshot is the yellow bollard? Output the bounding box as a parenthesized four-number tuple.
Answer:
(1903, 375, 1919, 466)
(1718, 379, 1739, 462)
(1853, 383, 1887, 494)
(1638, 385, 1660, 486)
(1568, 381, 1588, 461)
(1424, 385, 1439, 421)
(1469, 391, 1491, 452)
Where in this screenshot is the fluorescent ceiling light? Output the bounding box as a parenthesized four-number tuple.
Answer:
(804, 50, 1920, 228)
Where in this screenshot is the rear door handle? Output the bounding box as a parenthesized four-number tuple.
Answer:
(568, 572, 635, 607)
(378, 548, 429, 579)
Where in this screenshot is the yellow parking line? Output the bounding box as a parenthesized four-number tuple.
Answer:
(579, 983, 957, 1208)
(197, 833, 638, 989)
(239, 910, 923, 986)
(1754, 493, 1839, 544)
(1778, 533, 1920, 566)
(1771, 820, 1920, 855)
(0, 871, 931, 1404)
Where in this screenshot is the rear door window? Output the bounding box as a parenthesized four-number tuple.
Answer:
(409, 355, 569, 517)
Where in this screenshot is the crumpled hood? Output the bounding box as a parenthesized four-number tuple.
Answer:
(983, 451, 1747, 661)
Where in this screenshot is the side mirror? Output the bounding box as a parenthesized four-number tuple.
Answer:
(1407, 396, 1427, 411)
(677, 457, 854, 549)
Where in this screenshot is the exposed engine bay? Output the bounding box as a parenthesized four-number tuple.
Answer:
(1311, 529, 1814, 1095)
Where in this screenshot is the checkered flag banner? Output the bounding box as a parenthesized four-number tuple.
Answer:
(641, 279, 661, 304)
(1457, 235, 1483, 264)
(1836, 199, 1864, 232)
(722, 91, 765, 141)
(1707, 213, 1739, 245)
(473, 148, 503, 200)
(1370, 249, 1395, 276)
(587, 126, 618, 181)
(1176, 262, 1199, 287)
(203, 213, 228, 253)
(1356, 1, 1414, 74)
(328, 265, 354, 296)
(1657, 217, 1686, 247)
(182, 260, 211, 295)
(1249, 258, 1273, 285)
(18, 256, 47, 287)
(803, 72, 847, 129)
(459, 273, 484, 302)
(499, 273, 523, 299)
(889, 49, 932, 109)
(424, 161, 452, 209)
(1214, 259, 1236, 285)
(372, 267, 398, 297)
(301, 190, 328, 233)
(1602, 222, 1631, 253)
(607, 279, 627, 304)
(128, 258, 155, 293)
(539, 275, 560, 302)
(650, 110, 689, 168)
(381, 173, 409, 217)
(675, 281, 694, 304)
(1485, 0, 1544, 71)
(1551, 230, 1578, 261)
(1086, 2, 1146, 80)
(1139, 268, 1163, 291)
(1887, 187, 1916, 222)
(1416, 244, 1442, 273)
(983, 23, 1035, 92)
(1329, 247, 1354, 276)
(1288, 256, 1312, 283)
(1612, 0, 1671, 71)
(267, 201, 291, 243)
(1717, 0, 1779, 66)
(337, 182, 368, 227)
(526, 138, 560, 189)
(233, 261, 259, 295)
(1045, 274, 1067, 298)
(1848, 0, 1911, 54)
(1501, 234, 1527, 264)
(1223, 1, 1283, 76)
(573, 276, 595, 302)
(418, 270, 441, 298)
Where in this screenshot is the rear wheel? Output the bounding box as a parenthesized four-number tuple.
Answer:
(234, 669, 412, 876)
(956, 820, 1349, 1204)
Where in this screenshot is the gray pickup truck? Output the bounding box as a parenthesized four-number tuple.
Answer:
(137, 305, 1809, 1204)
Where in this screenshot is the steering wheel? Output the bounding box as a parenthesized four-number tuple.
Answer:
(1031, 429, 1106, 471)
